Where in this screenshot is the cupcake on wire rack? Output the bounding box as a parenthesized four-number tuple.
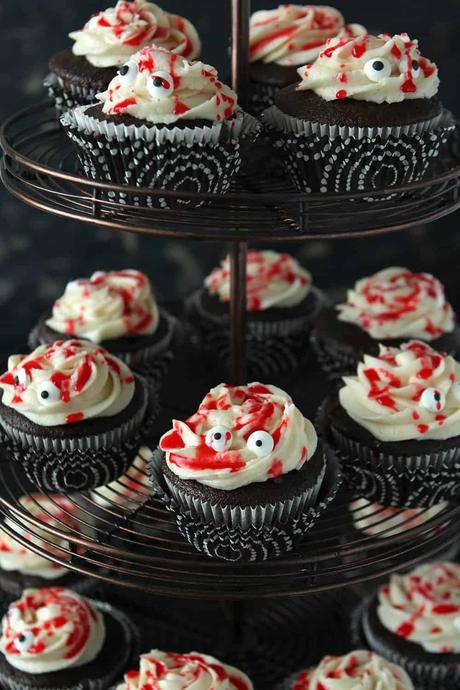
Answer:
(187, 250, 324, 377)
(263, 32, 456, 194)
(61, 46, 260, 209)
(248, 4, 365, 115)
(46, 0, 201, 112)
(311, 267, 460, 379)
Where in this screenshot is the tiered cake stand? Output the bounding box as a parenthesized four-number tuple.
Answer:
(1, 2, 460, 687)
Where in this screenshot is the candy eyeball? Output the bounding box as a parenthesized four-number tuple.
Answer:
(420, 387, 446, 413)
(15, 368, 30, 388)
(205, 426, 232, 452)
(14, 630, 35, 653)
(117, 60, 138, 86)
(37, 381, 61, 405)
(400, 56, 421, 78)
(147, 71, 174, 99)
(363, 57, 392, 82)
(451, 381, 460, 403)
(247, 431, 274, 457)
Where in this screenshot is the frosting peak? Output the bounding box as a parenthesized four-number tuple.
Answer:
(340, 340, 460, 442)
(160, 382, 318, 490)
(0, 588, 105, 674)
(377, 562, 460, 654)
(116, 650, 253, 690)
(337, 268, 456, 341)
(98, 46, 237, 124)
(0, 340, 135, 427)
(205, 250, 312, 311)
(70, 0, 201, 68)
(297, 32, 439, 103)
(249, 5, 365, 66)
(46, 269, 159, 343)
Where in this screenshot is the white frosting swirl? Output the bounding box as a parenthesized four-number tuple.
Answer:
(337, 268, 456, 341)
(0, 340, 135, 427)
(297, 33, 439, 103)
(339, 341, 460, 442)
(249, 5, 364, 67)
(350, 499, 446, 539)
(70, 0, 200, 68)
(46, 270, 159, 343)
(205, 251, 312, 311)
(98, 46, 237, 124)
(378, 562, 460, 653)
(291, 650, 414, 689)
(0, 588, 105, 674)
(116, 650, 253, 690)
(0, 495, 84, 579)
(160, 382, 318, 491)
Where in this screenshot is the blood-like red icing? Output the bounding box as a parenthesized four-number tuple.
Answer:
(336, 89, 347, 99)
(268, 458, 283, 478)
(66, 412, 84, 424)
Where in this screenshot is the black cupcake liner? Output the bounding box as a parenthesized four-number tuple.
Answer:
(0, 599, 139, 690)
(44, 72, 98, 115)
(310, 330, 356, 381)
(0, 569, 96, 599)
(61, 106, 260, 210)
(248, 80, 281, 117)
(149, 447, 342, 562)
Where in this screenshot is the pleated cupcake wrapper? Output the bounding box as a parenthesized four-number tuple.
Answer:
(262, 106, 456, 195)
(44, 72, 99, 114)
(310, 330, 359, 381)
(248, 79, 282, 117)
(61, 105, 260, 209)
(0, 599, 139, 690)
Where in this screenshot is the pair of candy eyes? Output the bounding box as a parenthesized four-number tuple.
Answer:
(117, 62, 173, 97)
(419, 384, 460, 412)
(363, 57, 421, 82)
(206, 426, 274, 456)
(14, 371, 60, 405)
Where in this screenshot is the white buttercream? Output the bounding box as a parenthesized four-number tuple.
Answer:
(351, 499, 446, 539)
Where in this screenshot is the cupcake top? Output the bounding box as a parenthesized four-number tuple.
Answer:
(116, 650, 253, 690)
(337, 267, 456, 341)
(97, 46, 237, 125)
(339, 340, 460, 442)
(296, 32, 439, 103)
(0, 495, 83, 579)
(70, 0, 201, 68)
(351, 498, 446, 539)
(46, 269, 159, 343)
(377, 562, 460, 654)
(289, 650, 413, 689)
(160, 383, 318, 491)
(0, 587, 105, 674)
(249, 5, 364, 67)
(0, 340, 135, 427)
(204, 250, 312, 311)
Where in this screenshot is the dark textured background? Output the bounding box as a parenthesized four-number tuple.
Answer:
(0, 1, 459, 359)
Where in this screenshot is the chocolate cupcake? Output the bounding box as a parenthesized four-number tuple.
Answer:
(187, 250, 324, 377)
(248, 5, 365, 115)
(263, 32, 456, 194)
(361, 562, 460, 690)
(278, 650, 414, 690)
(323, 340, 460, 507)
(91, 445, 151, 509)
(0, 340, 150, 492)
(311, 267, 460, 380)
(114, 649, 254, 690)
(0, 586, 137, 690)
(29, 269, 179, 393)
(46, 0, 201, 113)
(61, 46, 260, 209)
(0, 494, 93, 597)
(150, 382, 341, 562)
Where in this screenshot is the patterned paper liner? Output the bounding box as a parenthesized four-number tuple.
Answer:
(310, 329, 357, 381)
(248, 79, 282, 117)
(149, 447, 341, 562)
(61, 105, 260, 210)
(262, 106, 456, 196)
(0, 599, 139, 690)
(44, 72, 99, 115)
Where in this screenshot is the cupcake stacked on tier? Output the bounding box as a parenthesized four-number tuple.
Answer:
(114, 649, 253, 690)
(312, 267, 460, 379)
(29, 269, 177, 393)
(249, 4, 365, 115)
(350, 498, 447, 539)
(61, 46, 259, 209)
(187, 250, 323, 377)
(150, 382, 341, 562)
(46, 0, 201, 112)
(0, 586, 137, 690)
(0, 339, 151, 492)
(263, 31, 455, 194)
(360, 562, 460, 690)
(322, 339, 460, 506)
